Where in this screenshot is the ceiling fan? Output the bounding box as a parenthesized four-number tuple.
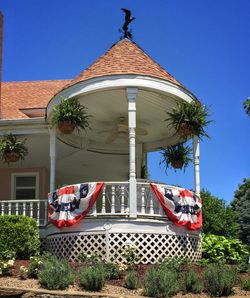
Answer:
(104, 117, 148, 144)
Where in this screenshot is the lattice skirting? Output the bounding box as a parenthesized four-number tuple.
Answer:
(45, 231, 201, 264)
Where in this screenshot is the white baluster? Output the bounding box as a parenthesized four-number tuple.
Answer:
(37, 201, 40, 226)
(149, 195, 154, 215)
(15, 202, 18, 215)
(8, 202, 11, 215)
(101, 186, 106, 214)
(121, 186, 125, 214)
(30, 202, 33, 218)
(141, 187, 145, 214)
(23, 202, 26, 216)
(111, 185, 115, 214)
(92, 202, 97, 216)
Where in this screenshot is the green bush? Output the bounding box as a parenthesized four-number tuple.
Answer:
(104, 262, 122, 280)
(204, 263, 237, 296)
(160, 257, 182, 272)
(28, 255, 43, 278)
(202, 234, 248, 263)
(79, 265, 105, 291)
(77, 252, 102, 266)
(237, 261, 250, 273)
(242, 279, 250, 291)
(144, 267, 179, 297)
(180, 270, 202, 294)
(0, 215, 40, 259)
(0, 250, 16, 260)
(38, 255, 74, 290)
(125, 271, 140, 289)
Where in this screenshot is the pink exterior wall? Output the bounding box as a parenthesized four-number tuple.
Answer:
(0, 167, 49, 200)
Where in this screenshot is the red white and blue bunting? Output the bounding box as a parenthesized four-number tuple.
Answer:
(48, 182, 104, 228)
(150, 183, 202, 230)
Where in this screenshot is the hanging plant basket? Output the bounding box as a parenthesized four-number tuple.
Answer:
(51, 97, 91, 135)
(177, 123, 193, 139)
(165, 100, 211, 140)
(171, 159, 184, 169)
(160, 143, 192, 173)
(0, 134, 28, 164)
(58, 121, 76, 134)
(4, 151, 20, 163)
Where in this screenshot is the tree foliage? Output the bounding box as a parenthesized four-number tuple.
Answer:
(231, 178, 250, 247)
(201, 190, 239, 238)
(243, 98, 250, 116)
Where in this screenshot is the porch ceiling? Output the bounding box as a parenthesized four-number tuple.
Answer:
(58, 88, 181, 153)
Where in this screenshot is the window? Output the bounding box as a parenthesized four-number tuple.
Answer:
(11, 173, 39, 200)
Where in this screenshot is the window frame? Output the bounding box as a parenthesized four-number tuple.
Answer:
(11, 172, 39, 200)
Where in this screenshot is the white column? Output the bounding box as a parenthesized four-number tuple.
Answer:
(126, 87, 138, 218)
(49, 129, 56, 196)
(193, 135, 200, 196)
(136, 143, 143, 178)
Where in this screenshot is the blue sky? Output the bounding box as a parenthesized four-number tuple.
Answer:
(1, 0, 249, 203)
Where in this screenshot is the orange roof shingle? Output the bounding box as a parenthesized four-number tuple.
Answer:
(1, 80, 70, 119)
(62, 39, 184, 91)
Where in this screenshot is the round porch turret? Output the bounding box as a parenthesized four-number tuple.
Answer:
(44, 38, 202, 264)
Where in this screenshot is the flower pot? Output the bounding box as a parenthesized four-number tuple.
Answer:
(4, 151, 20, 163)
(171, 160, 184, 169)
(58, 121, 76, 134)
(177, 123, 193, 138)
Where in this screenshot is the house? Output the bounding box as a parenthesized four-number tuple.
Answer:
(0, 12, 202, 264)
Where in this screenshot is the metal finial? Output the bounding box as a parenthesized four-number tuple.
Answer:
(120, 8, 135, 40)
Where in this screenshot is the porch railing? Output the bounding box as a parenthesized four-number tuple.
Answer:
(0, 182, 182, 225)
(0, 199, 48, 226)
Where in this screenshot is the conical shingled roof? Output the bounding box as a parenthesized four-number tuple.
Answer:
(63, 39, 185, 90)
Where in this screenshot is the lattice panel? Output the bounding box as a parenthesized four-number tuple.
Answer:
(46, 232, 201, 264)
(46, 233, 106, 261)
(108, 233, 201, 264)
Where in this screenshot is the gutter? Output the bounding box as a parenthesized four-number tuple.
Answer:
(0, 117, 47, 127)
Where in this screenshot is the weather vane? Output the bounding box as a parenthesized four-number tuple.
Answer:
(120, 8, 135, 40)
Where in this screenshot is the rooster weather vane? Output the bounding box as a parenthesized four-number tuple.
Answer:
(120, 8, 135, 40)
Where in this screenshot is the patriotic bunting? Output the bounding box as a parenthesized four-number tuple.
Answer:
(150, 183, 202, 230)
(48, 182, 104, 228)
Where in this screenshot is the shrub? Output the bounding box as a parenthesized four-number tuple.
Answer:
(202, 234, 248, 263)
(144, 267, 179, 297)
(19, 266, 28, 279)
(38, 255, 74, 290)
(77, 252, 102, 266)
(0, 258, 14, 276)
(204, 263, 237, 296)
(28, 255, 43, 278)
(237, 262, 250, 273)
(242, 279, 250, 291)
(79, 265, 105, 291)
(125, 271, 140, 289)
(0, 250, 16, 260)
(180, 270, 202, 294)
(196, 258, 209, 267)
(160, 257, 182, 272)
(122, 243, 139, 266)
(104, 262, 122, 280)
(0, 215, 40, 259)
